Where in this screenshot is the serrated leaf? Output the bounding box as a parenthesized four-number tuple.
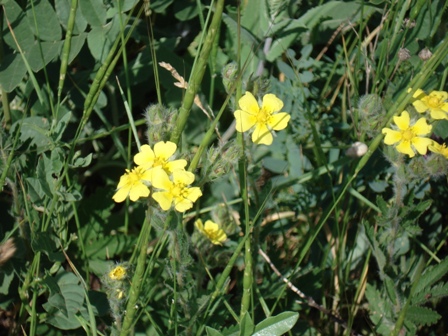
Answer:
(253, 311, 299, 336)
(18, 116, 52, 152)
(79, 0, 107, 27)
(365, 284, 395, 333)
(26, 0, 62, 41)
(414, 258, 448, 294)
(412, 282, 448, 305)
(406, 306, 441, 326)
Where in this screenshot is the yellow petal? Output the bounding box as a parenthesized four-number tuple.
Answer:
(154, 141, 177, 159)
(429, 109, 448, 120)
(151, 168, 172, 190)
(411, 88, 426, 99)
(238, 92, 260, 114)
(393, 111, 410, 130)
(152, 191, 173, 210)
(396, 140, 415, 157)
(382, 128, 402, 145)
(430, 90, 448, 101)
(134, 144, 155, 167)
(172, 170, 195, 185)
(204, 220, 219, 232)
(234, 110, 257, 132)
(412, 100, 429, 113)
(166, 159, 188, 172)
(262, 94, 283, 114)
(412, 117, 432, 135)
(128, 183, 150, 201)
(252, 123, 273, 145)
(411, 137, 433, 155)
(174, 198, 194, 212)
(113, 187, 130, 203)
(195, 219, 205, 233)
(185, 187, 202, 203)
(268, 112, 290, 131)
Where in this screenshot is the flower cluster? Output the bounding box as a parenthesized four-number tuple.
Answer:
(234, 92, 290, 145)
(194, 219, 227, 245)
(382, 89, 448, 159)
(113, 141, 202, 212)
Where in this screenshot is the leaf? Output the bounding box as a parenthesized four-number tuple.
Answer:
(365, 284, 395, 334)
(0, 271, 14, 295)
(18, 116, 52, 152)
(239, 312, 254, 336)
(406, 306, 441, 326)
(26, 40, 63, 72)
(2, 0, 36, 52)
(85, 235, 135, 259)
(26, 0, 62, 41)
(206, 327, 225, 336)
(267, 19, 307, 62)
(71, 153, 93, 168)
(0, 53, 27, 93)
(53, 112, 72, 142)
(68, 33, 88, 63)
(43, 272, 85, 330)
(31, 233, 64, 262)
(414, 258, 448, 294)
(174, 0, 199, 21)
(79, 0, 107, 27)
(412, 282, 448, 305)
(55, 0, 88, 34)
(252, 311, 299, 336)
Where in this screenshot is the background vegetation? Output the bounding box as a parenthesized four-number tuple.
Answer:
(1, 0, 448, 335)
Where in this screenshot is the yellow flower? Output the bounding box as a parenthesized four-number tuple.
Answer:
(429, 142, 448, 159)
(109, 266, 127, 281)
(412, 90, 448, 120)
(151, 169, 202, 212)
(195, 219, 227, 245)
(134, 141, 187, 173)
(112, 166, 152, 202)
(234, 92, 290, 145)
(382, 111, 432, 158)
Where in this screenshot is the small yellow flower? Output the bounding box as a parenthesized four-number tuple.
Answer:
(151, 169, 202, 212)
(134, 141, 187, 173)
(429, 142, 448, 159)
(112, 166, 152, 202)
(382, 111, 432, 158)
(109, 266, 127, 281)
(195, 219, 227, 245)
(234, 92, 290, 145)
(412, 90, 448, 120)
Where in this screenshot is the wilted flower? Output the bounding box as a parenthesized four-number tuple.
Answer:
(113, 166, 152, 202)
(195, 219, 227, 245)
(382, 111, 432, 157)
(234, 92, 290, 145)
(151, 169, 202, 212)
(134, 141, 187, 173)
(412, 90, 448, 120)
(429, 142, 448, 159)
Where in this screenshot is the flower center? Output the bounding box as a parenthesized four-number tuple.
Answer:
(171, 183, 187, 198)
(256, 108, 270, 124)
(428, 96, 441, 108)
(401, 129, 414, 141)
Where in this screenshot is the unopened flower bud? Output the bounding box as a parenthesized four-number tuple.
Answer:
(222, 62, 238, 94)
(145, 104, 177, 144)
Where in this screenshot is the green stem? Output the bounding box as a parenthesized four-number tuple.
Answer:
(169, 0, 224, 145)
(119, 213, 153, 335)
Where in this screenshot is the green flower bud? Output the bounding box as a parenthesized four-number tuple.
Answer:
(358, 94, 385, 137)
(222, 62, 238, 94)
(145, 104, 177, 145)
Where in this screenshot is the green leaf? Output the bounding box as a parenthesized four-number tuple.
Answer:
(2, 0, 35, 52)
(174, 0, 199, 21)
(433, 120, 448, 139)
(26, 0, 62, 41)
(17, 116, 52, 152)
(252, 311, 299, 336)
(0, 53, 27, 93)
(365, 284, 395, 334)
(55, 0, 88, 34)
(239, 312, 254, 336)
(79, 0, 107, 27)
(31, 233, 64, 262)
(43, 272, 85, 330)
(53, 112, 72, 142)
(414, 258, 448, 294)
(406, 306, 441, 326)
(0, 271, 14, 295)
(68, 33, 88, 63)
(85, 235, 135, 259)
(267, 19, 307, 62)
(71, 153, 93, 168)
(206, 327, 225, 336)
(25, 40, 63, 72)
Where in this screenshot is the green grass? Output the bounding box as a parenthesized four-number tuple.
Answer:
(1, 0, 448, 335)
